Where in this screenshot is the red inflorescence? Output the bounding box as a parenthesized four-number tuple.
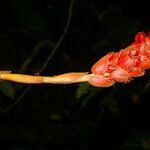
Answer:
(88, 32, 150, 87)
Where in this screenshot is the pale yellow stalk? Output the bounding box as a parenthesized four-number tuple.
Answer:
(0, 72, 91, 84)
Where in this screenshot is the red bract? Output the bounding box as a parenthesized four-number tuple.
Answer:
(88, 31, 150, 87)
(135, 32, 146, 43)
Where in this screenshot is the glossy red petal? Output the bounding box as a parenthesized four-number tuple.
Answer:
(91, 52, 115, 75)
(138, 55, 150, 69)
(110, 68, 130, 82)
(130, 68, 145, 77)
(88, 75, 115, 87)
(118, 55, 135, 70)
(134, 32, 146, 43)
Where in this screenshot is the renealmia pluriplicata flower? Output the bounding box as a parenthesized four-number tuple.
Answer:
(88, 32, 150, 87)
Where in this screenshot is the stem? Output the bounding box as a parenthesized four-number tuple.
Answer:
(0, 72, 91, 84)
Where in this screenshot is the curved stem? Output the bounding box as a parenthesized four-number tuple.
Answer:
(39, 0, 74, 73)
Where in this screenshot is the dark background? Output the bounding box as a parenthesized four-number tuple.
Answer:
(0, 0, 150, 149)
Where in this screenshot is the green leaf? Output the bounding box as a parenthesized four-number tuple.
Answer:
(0, 81, 15, 99)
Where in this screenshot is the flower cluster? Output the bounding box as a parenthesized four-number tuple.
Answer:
(88, 32, 150, 87)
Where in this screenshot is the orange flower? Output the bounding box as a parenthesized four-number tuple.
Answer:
(89, 31, 150, 87)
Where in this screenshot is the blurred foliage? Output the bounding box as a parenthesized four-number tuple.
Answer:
(0, 0, 150, 149)
(0, 81, 15, 100)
